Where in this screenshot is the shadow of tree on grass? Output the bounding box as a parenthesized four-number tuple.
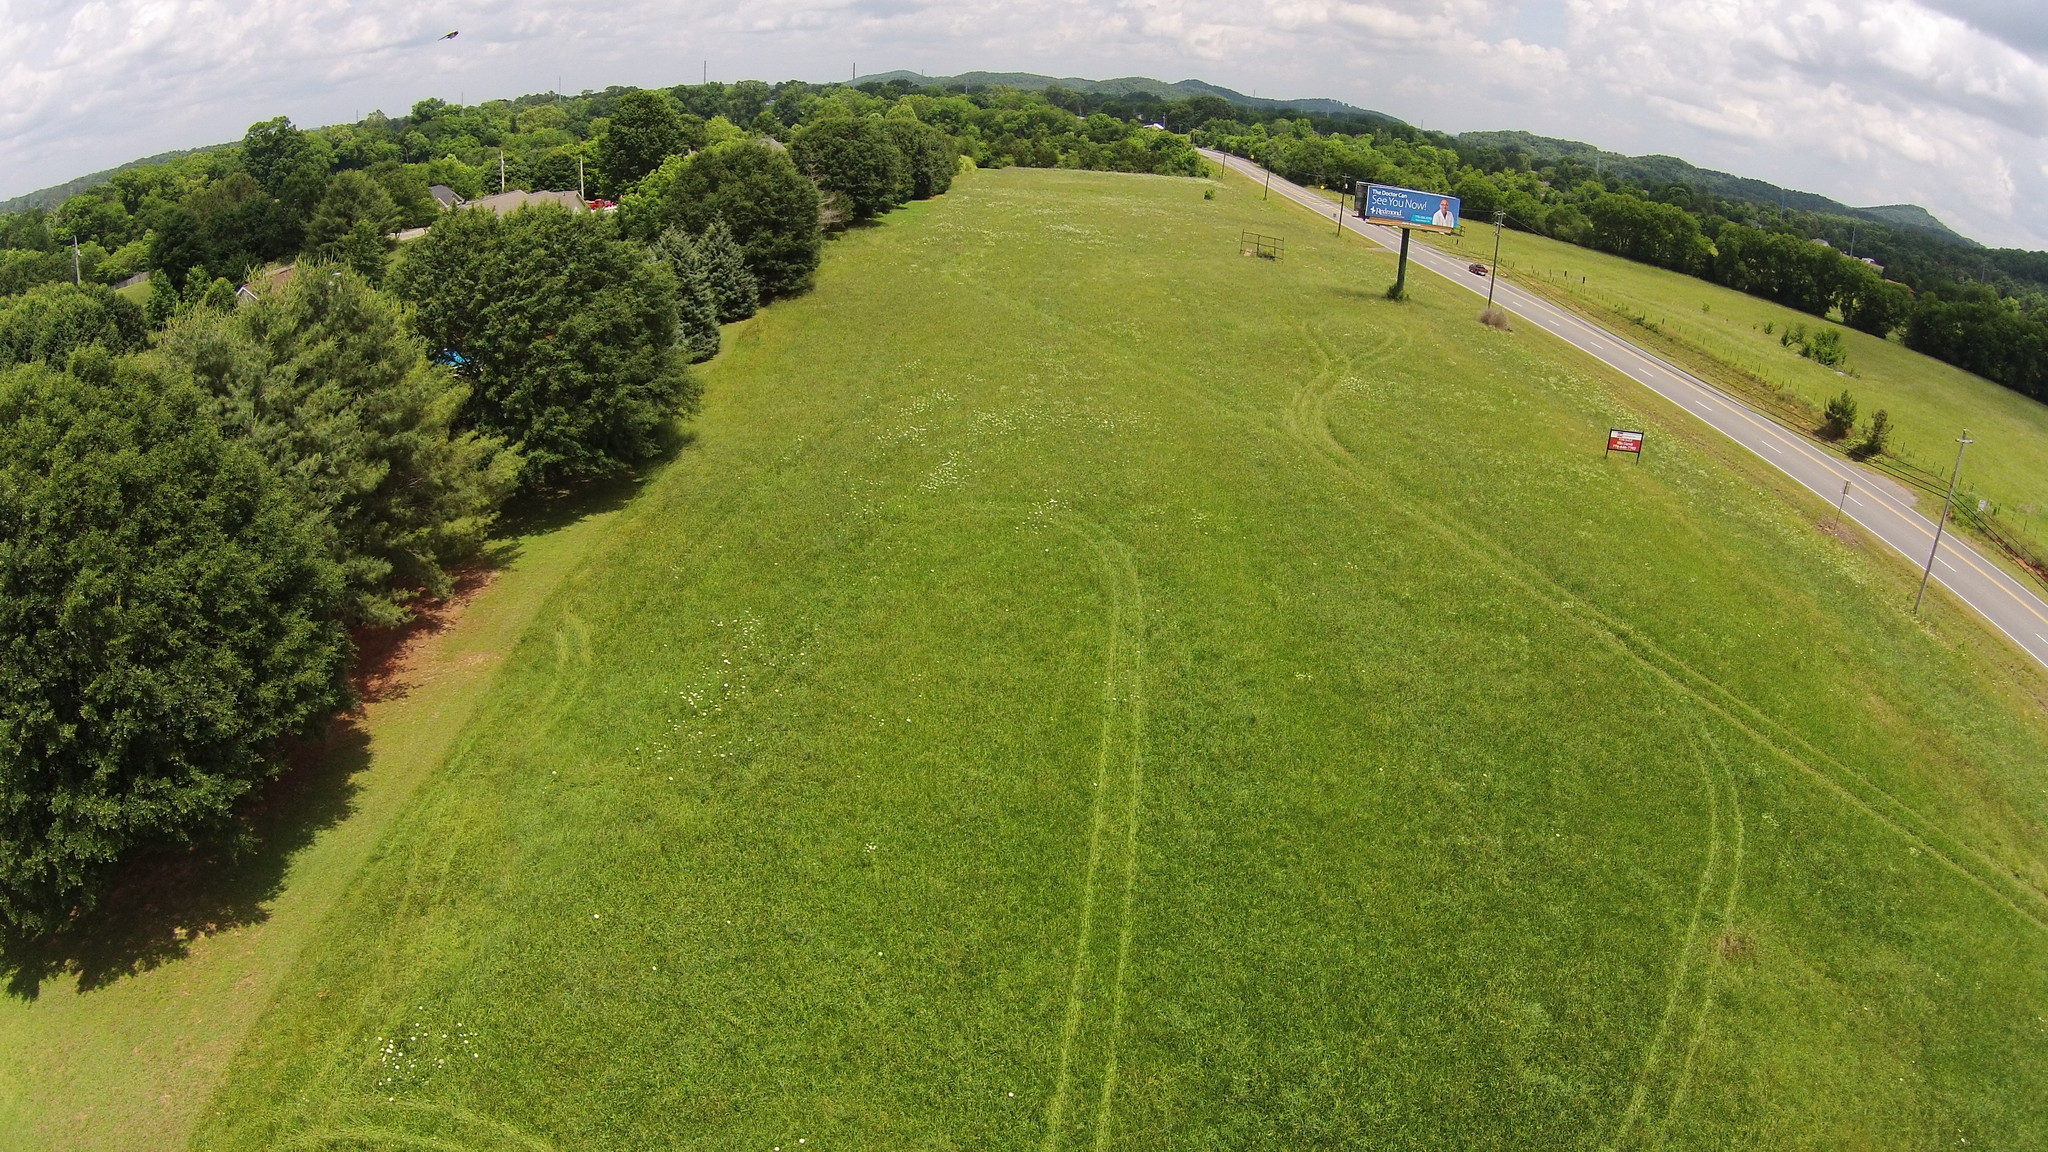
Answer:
(2, 722, 369, 1000)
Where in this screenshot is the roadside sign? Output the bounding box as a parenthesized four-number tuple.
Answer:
(1606, 429, 1644, 457)
(1357, 183, 1461, 234)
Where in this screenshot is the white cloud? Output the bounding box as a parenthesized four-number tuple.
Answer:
(0, 0, 2043, 246)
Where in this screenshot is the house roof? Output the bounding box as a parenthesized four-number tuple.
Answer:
(234, 263, 296, 300)
(466, 189, 587, 217)
(428, 184, 460, 208)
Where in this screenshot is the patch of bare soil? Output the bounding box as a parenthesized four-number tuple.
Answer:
(1817, 519, 1862, 546)
(349, 566, 501, 706)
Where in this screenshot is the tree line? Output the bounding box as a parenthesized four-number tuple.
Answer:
(0, 81, 1202, 298)
(0, 79, 1212, 951)
(1201, 118, 2048, 403)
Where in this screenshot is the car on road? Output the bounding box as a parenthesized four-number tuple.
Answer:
(1468, 262, 1489, 276)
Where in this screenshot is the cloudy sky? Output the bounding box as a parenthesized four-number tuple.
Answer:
(2, 0, 2043, 247)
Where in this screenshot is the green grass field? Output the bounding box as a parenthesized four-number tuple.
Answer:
(1424, 223, 2048, 546)
(24, 166, 2048, 1150)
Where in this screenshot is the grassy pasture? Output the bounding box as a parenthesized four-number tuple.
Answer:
(55, 166, 2048, 1149)
(1424, 223, 2048, 545)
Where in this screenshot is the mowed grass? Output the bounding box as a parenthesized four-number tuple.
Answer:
(0, 494, 635, 1152)
(184, 167, 2048, 1150)
(1424, 223, 2048, 541)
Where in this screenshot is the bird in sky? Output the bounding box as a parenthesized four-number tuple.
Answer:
(438, 30, 459, 40)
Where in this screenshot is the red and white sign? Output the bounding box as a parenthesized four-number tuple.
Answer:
(1607, 429, 1644, 454)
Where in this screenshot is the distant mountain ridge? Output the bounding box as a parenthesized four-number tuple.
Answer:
(0, 143, 231, 215)
(1455, 130, 1979, 246)
(856, 70, 1401, 124)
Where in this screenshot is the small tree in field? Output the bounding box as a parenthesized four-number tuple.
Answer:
(1855, 408, 1892, 458)
(1822, 390, 1858, 440)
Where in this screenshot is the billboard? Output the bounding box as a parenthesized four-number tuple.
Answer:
(1358, 183, 1461, 233)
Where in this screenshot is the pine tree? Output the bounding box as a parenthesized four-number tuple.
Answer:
(1822, 389, 1858, 440)
(696, 219, 759, 323)
(1856, 409, 1892, 458)
(649, 228, 722, 363)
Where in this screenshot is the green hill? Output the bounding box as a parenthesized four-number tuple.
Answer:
(1857, 203, 1980, 246)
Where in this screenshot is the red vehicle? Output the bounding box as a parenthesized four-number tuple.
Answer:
(1468, 262, 1490, 276)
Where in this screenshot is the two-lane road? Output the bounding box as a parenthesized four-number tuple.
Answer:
(1202, 148, 2048, 672)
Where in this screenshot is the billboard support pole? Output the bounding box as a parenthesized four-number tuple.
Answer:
(1389, 228, 1412, 300)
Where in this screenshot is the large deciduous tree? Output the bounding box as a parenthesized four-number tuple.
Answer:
(239, 116, 331, 221)
(790, 117, 905, 220)
(619, 142, 821, 300)
(392, 205, 700, 487)
(883, 116, 959, 201)
(0, 355, 351, 940)
(147, 172, 301, 290)
(0, 284, 146, 367)
(597, 90, 699, 196)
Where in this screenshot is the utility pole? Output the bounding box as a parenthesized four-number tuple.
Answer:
(1263, 164, 1272, 200)
(1834, 480, 1852, 529)
(1486, 210, 1505, 309)
(703, 61, 708, 84)
(1914, 431, 1975, 615)
(71, 236, 81, 286)
(1335, 187, 1346, 236)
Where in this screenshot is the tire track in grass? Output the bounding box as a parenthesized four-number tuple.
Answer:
(1604, 711, 1745, 1152)
(1443, 515, 2048, 934)
(1041, 515, 1147, 1152)
(1284, 330, 1750, 1144)
(1284, 323, 2048, 936)
(285, 1097, 558, 1150)
(1652, 719, 1748, 1149)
